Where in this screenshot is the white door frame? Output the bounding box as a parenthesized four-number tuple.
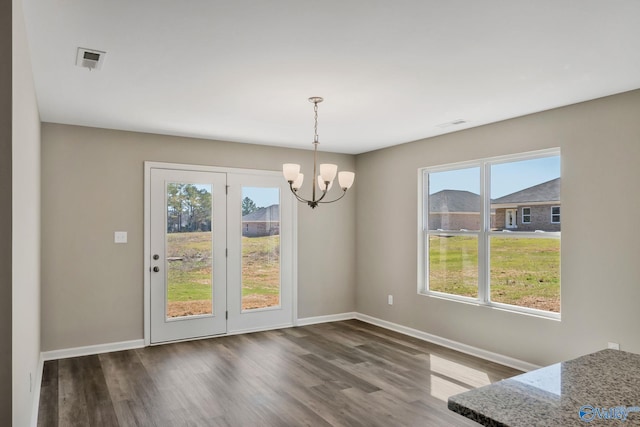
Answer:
(144, 161, 298, 346)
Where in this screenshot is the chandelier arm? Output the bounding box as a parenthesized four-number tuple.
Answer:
(288, 181, 331, 205)
(292, 192, 310, 204)
(288, 183, 312, 204)
(313, 185, 330, 203)
(316, 189, 348, 205)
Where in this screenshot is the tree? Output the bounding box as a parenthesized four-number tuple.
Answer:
(242, 197, 259, 216)
(166, 184, 212, 232)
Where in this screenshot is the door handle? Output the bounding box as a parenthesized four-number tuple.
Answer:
(153, 266, 160, 273)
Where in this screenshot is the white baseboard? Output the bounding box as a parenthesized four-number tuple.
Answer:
(38, 313, 538, 375)
(296, 312, 357, 326)
(41, 339, 145, 362)
(355, 313, 540, 372)
(30, 353, 44, 427)
(226, 322, 295, 337)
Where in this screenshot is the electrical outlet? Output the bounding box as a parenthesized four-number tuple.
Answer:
(388, 295, 393, 305)
(608, 342, 620, 350)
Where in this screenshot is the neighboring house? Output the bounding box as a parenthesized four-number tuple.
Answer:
(429, 190, 482, 231)
(242, 204, 280, 237)
(430, 178, 561, 232)
(491, 178, 561, 232)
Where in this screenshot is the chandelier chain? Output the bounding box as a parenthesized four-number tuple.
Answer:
(313, 101, 319, 143)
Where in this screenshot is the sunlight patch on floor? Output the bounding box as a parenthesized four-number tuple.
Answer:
(429, 354, 491, 402)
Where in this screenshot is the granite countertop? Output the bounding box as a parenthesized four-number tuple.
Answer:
(448, 349, 640, 426)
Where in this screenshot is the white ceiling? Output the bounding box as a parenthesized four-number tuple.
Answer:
(22, 0, 640, 154)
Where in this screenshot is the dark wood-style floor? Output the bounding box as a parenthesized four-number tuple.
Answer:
(38, 320, 521, 426)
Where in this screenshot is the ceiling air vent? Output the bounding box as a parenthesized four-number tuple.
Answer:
(76, 48, 106, 71)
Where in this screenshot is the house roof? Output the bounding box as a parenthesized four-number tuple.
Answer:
(429, 190, 480, 213)
(492, 178, 560, 204)
(429, 178, 561, 212)
(242, 204, 280, 222)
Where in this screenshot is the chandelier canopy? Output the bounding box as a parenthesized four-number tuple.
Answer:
(283, 97, 355, 209)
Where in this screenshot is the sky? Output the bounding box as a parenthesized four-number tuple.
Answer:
(192, 185, 279, 208)
(428, 156, 560, 198)
(243, 187, 280, 208)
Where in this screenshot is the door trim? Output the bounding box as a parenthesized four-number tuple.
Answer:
(144, 161, 298, 346)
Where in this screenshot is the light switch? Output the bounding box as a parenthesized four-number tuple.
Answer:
(114, 231, 128, 244)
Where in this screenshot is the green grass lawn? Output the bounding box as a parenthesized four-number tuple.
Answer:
(429, 235, 560, 312)
(166, 232, 280, 313)
(167, 232, 558, 314)
(241, 235, 280, 297)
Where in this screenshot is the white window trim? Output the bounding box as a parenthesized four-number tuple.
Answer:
(551, 206, 561, 223)
(522, 207, 531, 224)
(417, 148, 561, 320)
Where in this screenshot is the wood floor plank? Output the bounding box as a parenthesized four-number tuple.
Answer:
(37, 360, 59, 427)
(57, 355, 120, 426)
(38, 320, 521, 426)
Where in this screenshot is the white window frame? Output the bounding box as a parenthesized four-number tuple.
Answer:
(522, 207, 531, 224)
(418, 148, 561, 319)
(551, 206, 561, 223)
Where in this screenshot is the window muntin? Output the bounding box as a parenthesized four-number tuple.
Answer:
(551, 206, 561, 223)
(421, 150, 561, 316)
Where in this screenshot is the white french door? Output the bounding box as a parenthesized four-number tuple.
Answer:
(227, 173, 294, 333)
(149, 169, 227, 343)
(146, 163, 295, 344)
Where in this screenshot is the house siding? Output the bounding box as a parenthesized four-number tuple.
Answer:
(243, 221, 280, 237)
(493, 204, 560, 232)
(242, 204, 280, 237)
(429, 212, 480, 231)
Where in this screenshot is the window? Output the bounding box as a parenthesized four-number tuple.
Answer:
(420, 149, 561, 317)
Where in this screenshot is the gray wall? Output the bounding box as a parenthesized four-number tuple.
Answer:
(1, 0, 12, 420)
(38, 84, 640, 367)
(12, 0, 42, 424)
(356, 89, 640, 367)
(41, 124, 356, 351)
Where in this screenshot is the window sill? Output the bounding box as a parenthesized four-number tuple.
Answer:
(418, 291, 561, 321)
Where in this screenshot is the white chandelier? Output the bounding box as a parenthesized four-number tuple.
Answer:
(283, 97, 355, 209)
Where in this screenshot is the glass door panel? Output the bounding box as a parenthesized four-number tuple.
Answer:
(241, 187, 280, 311)
(166, 183, 213, 318)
